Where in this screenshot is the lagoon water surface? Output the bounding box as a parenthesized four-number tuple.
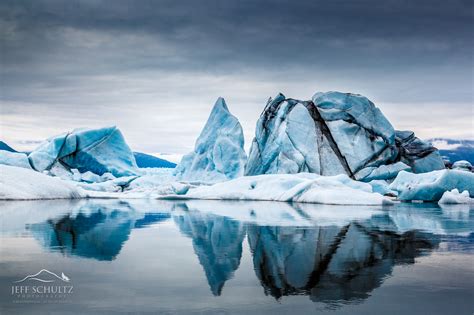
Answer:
(0, 199, 473, 314)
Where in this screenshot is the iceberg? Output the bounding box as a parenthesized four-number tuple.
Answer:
(245, 91, 444, 179)
(355, 161, 411, 182)
(174, 98, 247, 182)
(395, 130, 445, 173)
(28, 126, 139, 178)
(162, 173, 393, 205)
(0, 165, 84, 200)
(367, 180, 397, 196)
(438, 189, 473, 204)
(390, 170, 474, 201)
(0, 151, 32, 169)
(452, 160, 472, 172)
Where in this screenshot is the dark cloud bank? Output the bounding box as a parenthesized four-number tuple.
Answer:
(1, 0, 472, 153)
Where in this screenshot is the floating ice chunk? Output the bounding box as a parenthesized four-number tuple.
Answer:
(355, 162, 411, 182)
(0, 151, 32, 169)
(368, 180, 397, 196)
(80, 171, 103, 183)
(75, 176, 138, 192)
(175, 98, 247, 182)
(48, 162, 73, 180)
(438, 189, 473, 204)
(390, 170, 474, 201)
(28, 126, 139, 177)
(452, 160, 472, 172)
(0, 165, 84, 200)
(163, 173, 393, 205)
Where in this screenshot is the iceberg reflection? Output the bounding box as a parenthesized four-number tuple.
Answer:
(24, 200, 171, 261)
(248, 223, 436, 302)
(3, 199, 471, 305)
(174, 203, 246, 295)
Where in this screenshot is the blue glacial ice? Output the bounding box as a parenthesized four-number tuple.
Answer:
(28, 126, 139, 178)
(452, 160, 472, 172)
(355, 161, 411, 182)
(390, 170, 474, 201)
(245, 91, 444, 179)
(0, 151, 32, 169)
(395, 130, 445, 173)
(174, 97, 247, 182)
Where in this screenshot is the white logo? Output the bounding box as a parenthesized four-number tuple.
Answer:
(11, 269, 74, 302)
(14, 269, 71, 283)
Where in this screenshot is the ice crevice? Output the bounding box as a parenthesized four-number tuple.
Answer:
(304, 101, 354, 178)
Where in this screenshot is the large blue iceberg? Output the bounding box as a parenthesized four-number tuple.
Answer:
(28, 126, 139, 177)
(245, 91, 445, 180)
(175, 97, 247, 182)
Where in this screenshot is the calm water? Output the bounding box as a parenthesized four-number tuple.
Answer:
(0, 199, 473, 314)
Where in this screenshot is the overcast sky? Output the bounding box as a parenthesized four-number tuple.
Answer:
(1, 0, 473, 155)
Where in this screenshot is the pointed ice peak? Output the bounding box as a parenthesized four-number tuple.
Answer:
(202, 97, 238, 136)
(174, 97, 247, 182)
(214, 97, 228, 110)
(207, 97, 230, 118)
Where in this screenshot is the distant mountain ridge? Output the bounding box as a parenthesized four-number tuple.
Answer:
(133, 152, 176, 168)
(0, 141, 17, 152)
(429, 138, 474, 164)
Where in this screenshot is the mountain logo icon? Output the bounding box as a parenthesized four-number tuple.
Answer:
(14, 269, 71, 283)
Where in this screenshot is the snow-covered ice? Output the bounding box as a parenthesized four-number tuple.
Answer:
(162, 173, 393, 205)
(438, 189, 473, 204)
(0, 151, 32, 169)
(174, 98, 247, 182)
(452, 160, 472, 172)
(0, 165, 84, 200)
(390, 170, 474, 201)
(367, 179, 397, 196)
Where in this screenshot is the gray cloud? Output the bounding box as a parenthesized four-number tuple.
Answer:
(1, 0, 473, 153)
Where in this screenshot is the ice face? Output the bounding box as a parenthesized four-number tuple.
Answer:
(312, 91, 395, 143)
(390, 170, 474, 201)
(28, 126, 139, 178)
(246, 91, 444, 178)
(246, 99, 322, 175)
(0, 151, 32, 169)
(395, 130, 445, 173)
(174, 98, 247, 182)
